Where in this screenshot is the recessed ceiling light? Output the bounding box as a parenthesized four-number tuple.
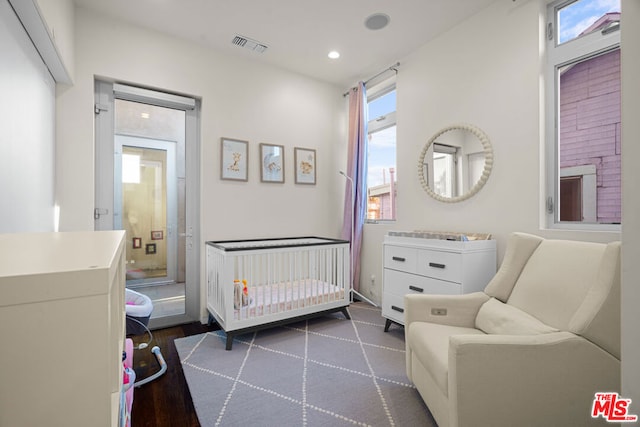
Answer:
(328, 51, 340, 59)
(364, 13, 390, 30)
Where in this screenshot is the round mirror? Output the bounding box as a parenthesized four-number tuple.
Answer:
(418, 124, 493, 203)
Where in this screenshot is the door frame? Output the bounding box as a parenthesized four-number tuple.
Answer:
(94, 80, 201, 328)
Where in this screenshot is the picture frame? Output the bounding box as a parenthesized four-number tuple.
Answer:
(260, 143, 285, 183)
(132, 237, 142, 249)
(294, 147, 316, 185)
(221, 137, 249, 181)
(151, 230, 163, 240)
(145, 243, 157, 255)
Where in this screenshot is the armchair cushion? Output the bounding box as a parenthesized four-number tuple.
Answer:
(408, 322, 484, 395)
(475, 297, 559, 335)
(483, 232, 543, 302)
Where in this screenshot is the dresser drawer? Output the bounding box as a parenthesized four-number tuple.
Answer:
(384, 269, 427, 296)
(384, 245, 418, 274)
(416, 249, 462, 283)
(381, 293, 406, 325)
(384, 268, 462, 297)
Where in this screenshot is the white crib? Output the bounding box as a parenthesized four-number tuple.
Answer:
(205, 237, 351, 350)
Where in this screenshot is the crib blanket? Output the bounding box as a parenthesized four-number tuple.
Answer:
(234, 280, 345, 320)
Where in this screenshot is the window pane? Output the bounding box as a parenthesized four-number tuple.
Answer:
(368, 90, 396, 121)
(558, 48, 620, 224)
(558, 0, 620, 44)
(367, 125, 396, 220)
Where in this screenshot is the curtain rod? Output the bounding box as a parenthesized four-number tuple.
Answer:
(343, 62, 400, 97)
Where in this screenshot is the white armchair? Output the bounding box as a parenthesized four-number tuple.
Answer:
(404, 232, 621, 427)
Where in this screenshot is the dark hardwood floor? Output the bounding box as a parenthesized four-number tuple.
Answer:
(129, 322, 219, 427)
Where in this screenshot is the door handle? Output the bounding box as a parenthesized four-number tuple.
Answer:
(94, 208, 109, 220)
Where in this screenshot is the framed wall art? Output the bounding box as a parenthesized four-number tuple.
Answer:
(145, 243, 157, 255)
(132, 237, 142, 249)
(221, 137, 248, 181)
(151, 230, 163, 240)
(294, 147, 316, 185)
(260, 143, 284, 183)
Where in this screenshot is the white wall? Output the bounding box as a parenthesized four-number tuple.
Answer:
(621, 0, 640, 407)
(55, 7, 347, 322)
(55, 7, 346, 238)
(357, 0, 620, 304)
(360, 0, 640, 404)
(0, 0, 55, 233)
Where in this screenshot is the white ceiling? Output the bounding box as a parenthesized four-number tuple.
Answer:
(72, 0, 496, 88)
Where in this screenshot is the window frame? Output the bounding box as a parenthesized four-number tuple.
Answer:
(365, 80, 397, 223)
(544, 0, 621, 231)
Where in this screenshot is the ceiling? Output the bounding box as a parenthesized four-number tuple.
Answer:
(72, 0, 496, 88)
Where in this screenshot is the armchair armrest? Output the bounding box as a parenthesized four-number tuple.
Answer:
(404, 292, 490, 328)
(449, 332, 620, 427)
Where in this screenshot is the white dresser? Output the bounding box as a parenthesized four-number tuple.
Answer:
(382, 233, 496, 331)
(0, 231, 126, 427)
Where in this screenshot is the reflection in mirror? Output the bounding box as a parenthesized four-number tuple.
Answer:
(433, 143, 457, 197)
(418, 124, 493, 203)
(432, 129, 484, 197)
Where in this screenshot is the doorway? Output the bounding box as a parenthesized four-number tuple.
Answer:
(95, 81, 200, 328)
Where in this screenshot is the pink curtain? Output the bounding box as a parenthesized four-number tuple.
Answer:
(341, 82, 368, 292)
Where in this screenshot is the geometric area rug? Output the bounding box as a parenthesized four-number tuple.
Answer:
(175, 303, 437, 426)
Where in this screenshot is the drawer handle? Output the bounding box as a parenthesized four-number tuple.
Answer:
(409, 285, 424, 293)
(392, 256, 406, 262)
(391, 305, 405, 313)
(429, 262, 446, 269)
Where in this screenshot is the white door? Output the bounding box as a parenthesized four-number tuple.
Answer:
(94, 81, 200, 328)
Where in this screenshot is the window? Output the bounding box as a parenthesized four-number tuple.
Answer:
(366, 82, 397, 221)
(546, 0, 621, 228)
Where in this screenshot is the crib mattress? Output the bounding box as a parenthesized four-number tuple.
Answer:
(234, 279, 345, 320)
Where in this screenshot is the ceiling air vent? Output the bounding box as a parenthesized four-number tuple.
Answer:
(232, 35, 268, 54)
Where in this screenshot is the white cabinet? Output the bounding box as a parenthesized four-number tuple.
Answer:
(0, 231, 126, 427)
(382, 234, 496, 330)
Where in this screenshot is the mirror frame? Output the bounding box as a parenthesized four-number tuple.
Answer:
(418, 123, 493, 203)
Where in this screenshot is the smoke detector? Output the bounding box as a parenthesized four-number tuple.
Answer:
(232, 35, 268, 53)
